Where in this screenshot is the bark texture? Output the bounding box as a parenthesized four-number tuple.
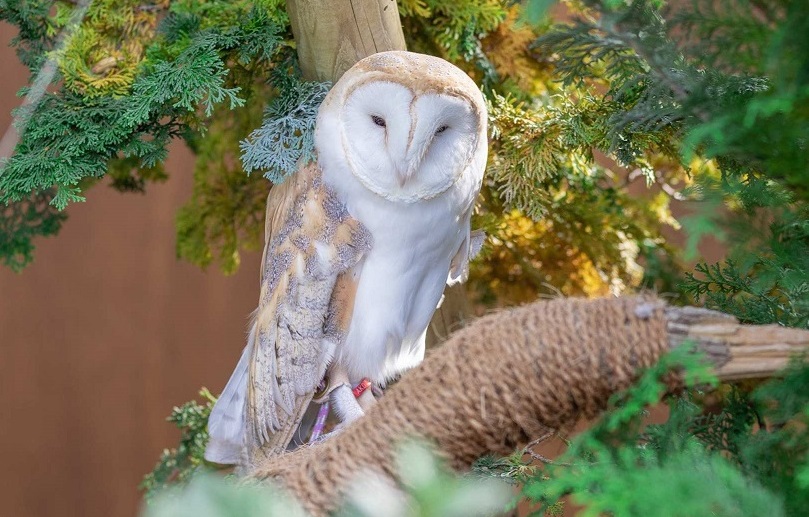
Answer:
(287, 0, 406, 82)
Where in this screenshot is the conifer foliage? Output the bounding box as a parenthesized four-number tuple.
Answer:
(494, 348, 809, 516)
(0, 0, 287, 271)
(532, 0, 809, 326)
(0, 0, 674, 297)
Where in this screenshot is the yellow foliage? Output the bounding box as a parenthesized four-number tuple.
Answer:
(470, 174, 679, 308)
(56, 0, 168, 98)
(399, 0, 432, 18)
(482, 7, 549, 95)
(471, 210, 634, 305)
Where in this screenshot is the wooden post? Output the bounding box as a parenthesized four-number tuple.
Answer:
(286, 0, 471, 345)
(286, 0, 407, 82)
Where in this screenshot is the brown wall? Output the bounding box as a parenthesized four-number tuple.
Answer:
(0, 23, 263, 517)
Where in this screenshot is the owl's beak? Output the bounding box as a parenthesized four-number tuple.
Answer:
(396, 166, 415, 187)
(399, 136, 424, 186)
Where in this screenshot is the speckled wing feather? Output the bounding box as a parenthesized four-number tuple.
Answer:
(244, 163, 371, 467)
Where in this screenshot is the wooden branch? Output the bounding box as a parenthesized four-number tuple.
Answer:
(662, 304, 809, 380)
(286, 0, 406, 81)
(250, 296, 809, 517)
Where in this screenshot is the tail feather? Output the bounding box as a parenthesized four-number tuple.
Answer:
(204, 326, 256, 464)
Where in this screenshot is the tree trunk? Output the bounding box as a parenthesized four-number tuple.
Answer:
(286, 0, 471, 345)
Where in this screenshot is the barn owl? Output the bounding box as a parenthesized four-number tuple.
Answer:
(205, 51, 488, 468)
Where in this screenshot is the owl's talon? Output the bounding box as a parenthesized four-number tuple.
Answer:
(314, 427, 342, 443)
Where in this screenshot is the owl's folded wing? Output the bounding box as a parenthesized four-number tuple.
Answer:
(448, 222, 486, 286)
(206, 163, 371, 467)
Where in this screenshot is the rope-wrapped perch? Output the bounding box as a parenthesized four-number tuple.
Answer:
(249, 295, 809, 516)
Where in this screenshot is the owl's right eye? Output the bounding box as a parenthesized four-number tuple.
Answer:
(371, 115, 386, 128)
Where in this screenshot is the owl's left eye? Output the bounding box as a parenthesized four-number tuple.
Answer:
(435, 125, 449, 134)
(371, 115, 386, 128)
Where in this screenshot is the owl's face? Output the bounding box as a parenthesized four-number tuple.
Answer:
(316, 52, 487, 203)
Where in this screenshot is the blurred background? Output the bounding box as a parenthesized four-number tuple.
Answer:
(0, 21, 260, 517)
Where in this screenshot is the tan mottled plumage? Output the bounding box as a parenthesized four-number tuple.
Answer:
(251, 163, 371, 463)
(209, 163, 371, 467)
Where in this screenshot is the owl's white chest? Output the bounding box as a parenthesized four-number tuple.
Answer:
(322, 166, 478, 383)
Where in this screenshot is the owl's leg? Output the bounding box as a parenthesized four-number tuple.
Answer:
(313, 379, 375, 443)
(324, 363, 366, 428)
(330, 383, 365, 425)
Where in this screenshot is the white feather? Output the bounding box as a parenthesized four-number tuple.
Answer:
(315, 51, 488, 384)
(204, 326, 255, 464)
